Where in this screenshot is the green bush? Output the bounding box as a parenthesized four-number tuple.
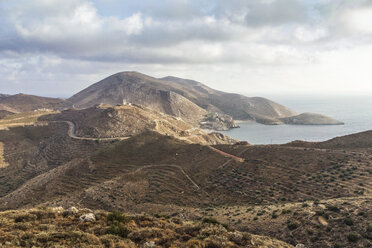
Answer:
(202, 217, 229, 230)
(287, 222, 299, 230)
(347, 233, 359, 242)
(107, 211, 128, 223)
(202, 217, 220, 225)
(107, 222, 130, 238)
(326, 205, 340, 212)
(344, 217, 353, 226)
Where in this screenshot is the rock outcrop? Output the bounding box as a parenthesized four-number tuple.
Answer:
(280, 113, 344, 125)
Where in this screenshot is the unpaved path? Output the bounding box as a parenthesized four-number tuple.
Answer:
(133, 164, 201, 190)
(57, 121, 131, 141)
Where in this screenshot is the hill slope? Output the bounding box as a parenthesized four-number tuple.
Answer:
(0, 94, 71, 113)
(280, 112, 344, 125)
(41, 104, 236, 145)
(0, 207, 293, 248)
(69, 71, 322, 128)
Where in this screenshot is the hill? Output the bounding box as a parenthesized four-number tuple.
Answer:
(0, 107, 370, 247)
(0, 94, 9, 100)
(286, 130, 372, 149)
(0, 110, 14, 119)
(280, 112, 344, 125)
(40, 104, 236, 145)
(69, 71, 341, 128)
(0, 207, 293, 248)
(0, 93, 71, 113)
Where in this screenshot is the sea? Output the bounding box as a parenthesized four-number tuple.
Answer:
(220, 95, 372, 145)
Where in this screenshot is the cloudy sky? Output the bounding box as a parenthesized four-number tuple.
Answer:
(1, 0, 372, 97)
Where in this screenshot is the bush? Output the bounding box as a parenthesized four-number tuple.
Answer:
(344, 217, 353, 226)
(202, 217, 229, 230)
(326, 205, 340, 212)
(107, 211, 128, 223)
(107, 222, 130, 238)
(347, 233, 359, 242)
(287, 222, 299, 230)
(202, 217, 220, 225)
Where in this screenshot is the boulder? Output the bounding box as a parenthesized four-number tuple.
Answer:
(80, 213, 96, 222)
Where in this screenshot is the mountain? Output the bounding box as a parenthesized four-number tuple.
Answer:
(0, 94, 9, 100)
(69, 71, 341, 128)
(0, 93, 71, 113)
(280, 112, 344, 125)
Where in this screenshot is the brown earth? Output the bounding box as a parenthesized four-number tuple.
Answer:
(0, 111, 370, 247)
(0, 207, 293, 248)
(0, 93, 71, 113)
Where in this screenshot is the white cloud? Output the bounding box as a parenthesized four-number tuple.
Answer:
(0, 0, 372, 96)
(343, 7, 372, 33)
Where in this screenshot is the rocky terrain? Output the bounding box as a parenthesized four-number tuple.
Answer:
(0, 207, 293, 248)
(0, 108, 370, 247)
(40, 104, 236, 145)
(280, 113, 344, 125)
(69, 71, 342, 129)
(0, 93, 71, 113)
(0, 110, 14, 119)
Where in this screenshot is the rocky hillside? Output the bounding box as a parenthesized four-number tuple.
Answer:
(0, 110, 14, 119)
(280, 113, 344, 125)
(41, 104, 236, 145)
(69, 71, 341, 128)
(0, 94, 71, 113)
(0, 207, 293, 248)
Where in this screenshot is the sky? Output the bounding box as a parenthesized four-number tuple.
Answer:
(1, 0, 372, 97)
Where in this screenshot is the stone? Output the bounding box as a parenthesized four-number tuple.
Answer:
(80, 213, 96, 222)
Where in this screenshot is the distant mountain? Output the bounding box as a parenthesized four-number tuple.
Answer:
(0, 93, 71, 113)
(280, 112, 344, 125)
(0, 94, 9, 100)
(69, 72, 300, 128)
(0, 110, 14, 119)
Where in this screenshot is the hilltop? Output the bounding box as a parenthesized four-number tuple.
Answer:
(69, 71, 342, 128)
(0, 93, 71, 113)
(40, 104, 236, 145)
(280, 113, 344, 125)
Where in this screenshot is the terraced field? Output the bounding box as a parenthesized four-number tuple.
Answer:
(208, 145, 371, 205)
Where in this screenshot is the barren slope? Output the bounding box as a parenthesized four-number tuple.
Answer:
(69, 71, 300, 126)
(0, 94, 71, 113)
(41, 104, 236, 145)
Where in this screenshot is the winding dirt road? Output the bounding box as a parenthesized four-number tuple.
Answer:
(132, 164, 201, 190)
(57, 121, 131, 141)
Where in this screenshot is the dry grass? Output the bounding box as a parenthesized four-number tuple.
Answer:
(0, 110, 57, 130)
(0, 142, 8, 168)
(0, 207, 293, 248)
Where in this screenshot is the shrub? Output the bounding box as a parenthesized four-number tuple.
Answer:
(326, 205, 340, 212)
(367, 224, 372, 232)
(107, 222, 130, 238)
(344, 217, 353, 226)
(107, 211, 128, 223)
(287, 222, 299, 230)
(202, 217, 220, 225)
(347, 233, 359, 242)
(202, 217, 229, 230)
